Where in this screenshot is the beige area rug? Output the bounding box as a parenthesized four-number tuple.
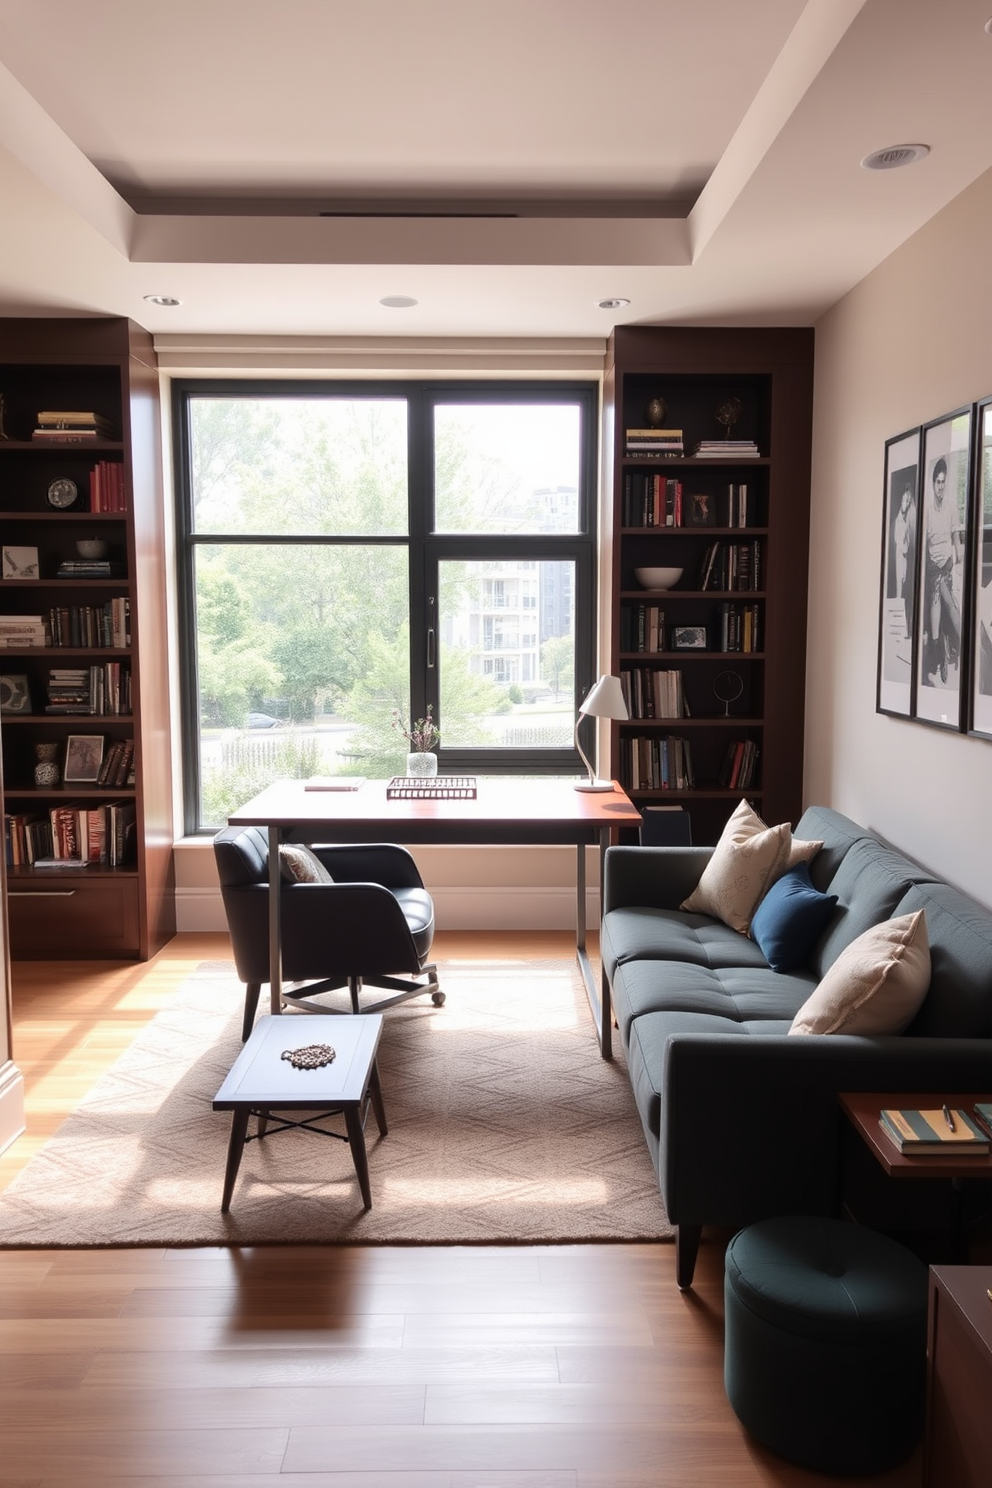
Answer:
(0, 957, 673, 1247)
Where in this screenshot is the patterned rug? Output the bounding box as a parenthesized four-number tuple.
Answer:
(0, 957, 673, 1247)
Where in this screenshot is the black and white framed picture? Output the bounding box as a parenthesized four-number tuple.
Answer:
(0, 674, 31, 713)
(876, 427, 921, 718)
(913, 406, 973, 729)
(63, 734, 104, 784)
(969, 396, 992, 738)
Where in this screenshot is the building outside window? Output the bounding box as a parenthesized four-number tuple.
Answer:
(173, 380, 597, 830)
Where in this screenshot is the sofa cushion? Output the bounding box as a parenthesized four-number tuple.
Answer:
(807, 837, 930, 980)
(794, 806, 875, 895)
(601, 905, 772, 974)
(750, 863, 839, 973)
(612, 955, 815, 1044)
(790, 911, 930, 1036)
(896, 881, 992, 1037)
(680, 800, 817, 934)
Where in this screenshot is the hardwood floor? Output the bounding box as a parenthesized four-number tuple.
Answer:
(0, 933, 923, 1487)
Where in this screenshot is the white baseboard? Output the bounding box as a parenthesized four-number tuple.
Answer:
(0, 1060, 25, 1156)
(176, 885, 602, 934)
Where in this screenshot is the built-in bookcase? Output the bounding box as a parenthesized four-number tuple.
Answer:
(604, 327, 814, 845)
(0, 318, 175, 958)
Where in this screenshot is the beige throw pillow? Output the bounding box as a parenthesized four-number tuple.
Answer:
(680, 799, 800, 934)
(789, 910, 930, 1036)
(278, 844, 334, 884)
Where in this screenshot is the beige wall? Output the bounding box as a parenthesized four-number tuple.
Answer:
(807, 165, 992, 905)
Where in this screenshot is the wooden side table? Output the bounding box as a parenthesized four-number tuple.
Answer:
(925, 1265, 992, 1488)
(213, 1013, 387, 1211)
(839, 1092, 992, 1260)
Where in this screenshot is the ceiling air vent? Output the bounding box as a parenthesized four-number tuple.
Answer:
(861, 144, 930, 171)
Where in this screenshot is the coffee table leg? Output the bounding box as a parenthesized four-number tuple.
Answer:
(345, 1105, 373, 1210)
(221, 1107, 251, 1212)
(369, 1061, 388, 1137)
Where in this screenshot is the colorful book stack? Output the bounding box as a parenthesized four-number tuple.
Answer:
(720, 739, 760, 789)
(89, 459, 126, 511)
(718, 602, 761, 653)
(625, 427, 684, 460)
(44, 663, 131, 715)
(878, 1106, 990, 1154)
(32, 410, 115, 443)
(48, 599, 130, 648)
(0, 614, 48, 648)
(622, 470, 683, 525)
(621, 734, 695, 791)
(620, 667, 685, 720)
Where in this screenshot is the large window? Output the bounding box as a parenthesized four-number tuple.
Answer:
(174, 380, 598, 831)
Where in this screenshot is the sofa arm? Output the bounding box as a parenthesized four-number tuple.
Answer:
(603, 845, 714, 913)
(660, 1032, 992, 1228)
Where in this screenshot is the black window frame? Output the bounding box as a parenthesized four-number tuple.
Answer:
(173, 376, 599, 834)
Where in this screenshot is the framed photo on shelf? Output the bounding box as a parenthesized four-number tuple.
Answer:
(0, 674, 31, 713)
(63, 734, 104, 784)
(969, 396, 992, 738)
(913, 406, 973, 729)
(876, 427, 921, 719)
(672, 626, 708, 650)
(687, 492, 716, 527)
(1, 545, 39, 580)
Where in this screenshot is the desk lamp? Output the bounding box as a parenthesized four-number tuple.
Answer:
(574, 674, 628, 791)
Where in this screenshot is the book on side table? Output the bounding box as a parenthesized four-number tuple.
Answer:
(879, 1106, 990, 1155)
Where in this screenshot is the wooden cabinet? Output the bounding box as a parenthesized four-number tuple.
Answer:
(925, 1265, 992, 1488)
(0, 318, 175, 958)
(604, 327, 814, 845)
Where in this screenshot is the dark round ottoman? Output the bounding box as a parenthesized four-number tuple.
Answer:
(724, 1216, 927, 1477)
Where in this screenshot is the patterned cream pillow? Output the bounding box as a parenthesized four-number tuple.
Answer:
(278, 844, 334, 884)
(789, 911, 930, 1035)
(681, 799, 797, 934)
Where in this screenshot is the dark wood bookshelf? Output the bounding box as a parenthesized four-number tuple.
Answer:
(0, 318, 175, 959)
(604, 326, 814, 846)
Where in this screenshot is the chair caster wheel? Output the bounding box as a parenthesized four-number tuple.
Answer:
(431, 990, 446, 1006)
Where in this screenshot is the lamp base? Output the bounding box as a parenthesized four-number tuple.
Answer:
(573, 778, 616, 792)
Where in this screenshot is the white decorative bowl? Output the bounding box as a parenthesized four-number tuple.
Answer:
(634, 566, 683, 591)
(76, 538, 109, 560)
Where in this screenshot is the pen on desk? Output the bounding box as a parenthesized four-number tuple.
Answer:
(943, 1104, 956, 1131)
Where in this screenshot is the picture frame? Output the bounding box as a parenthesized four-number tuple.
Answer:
(969, 395, 992, 739)
(687, 491, 716, 527)
(876, 427, 921, 719)
(63, 734, 104, 784)
(671, 625, 708, 650)
(1, 545, 39, 580)
(913, 405, 973, 730)
(0, 674, 31, 713)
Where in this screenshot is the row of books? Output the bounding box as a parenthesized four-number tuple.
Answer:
(624, 427, 684, 458)
(89, 459, 126, 511)
(620, 667, 687, 720)
(619, 603, 666, 654)
(717, 602, 762, 653)
(620, 734, 695, 792)
(879, 1105, 992, 1155)
(0, 613, 49, 648)
(697, 539, 764, 592)
(5, 800, 136, 867)
(622, 475, 754, 528)
(97, 737, 135, 787)
(44, 663, 131, 716)
(48, 599, 130, 649)
(31, 410, 115, 443)
(719, 739, 760, 790)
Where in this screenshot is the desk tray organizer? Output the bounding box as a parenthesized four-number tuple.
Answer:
(386, 776, 478, 800)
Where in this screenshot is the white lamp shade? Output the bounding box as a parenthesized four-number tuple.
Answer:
(579, 674, 628, 720)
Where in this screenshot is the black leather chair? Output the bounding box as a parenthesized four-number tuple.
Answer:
(213, 824, 443, 1040)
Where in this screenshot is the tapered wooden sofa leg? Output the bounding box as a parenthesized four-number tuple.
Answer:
(241, 983, 262, 1042)
(676, 1223, 702, 1290)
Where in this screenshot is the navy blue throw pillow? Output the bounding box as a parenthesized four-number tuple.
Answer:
(750, 861, 838, 973)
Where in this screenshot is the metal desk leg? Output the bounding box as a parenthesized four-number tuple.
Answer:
(268, 824, 283, 1015)
(575, 836, 612, 1060)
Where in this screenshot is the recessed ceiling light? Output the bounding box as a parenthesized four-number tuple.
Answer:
(860, 144, 930, 171)
(143, 294, 181, 306)
(379, 295, 418, 308)
(598, 297, 630, 310)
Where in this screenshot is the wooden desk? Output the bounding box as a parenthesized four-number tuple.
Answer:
(227, 776, 641, 1058)
(925, 1265, 992, 1488)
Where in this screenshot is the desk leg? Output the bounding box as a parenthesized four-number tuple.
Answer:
(575, 835, 612, 1060)
(268, 825, 282, 1015)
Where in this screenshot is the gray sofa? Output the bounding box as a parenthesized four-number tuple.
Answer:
(601, 805, 992, 1287)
